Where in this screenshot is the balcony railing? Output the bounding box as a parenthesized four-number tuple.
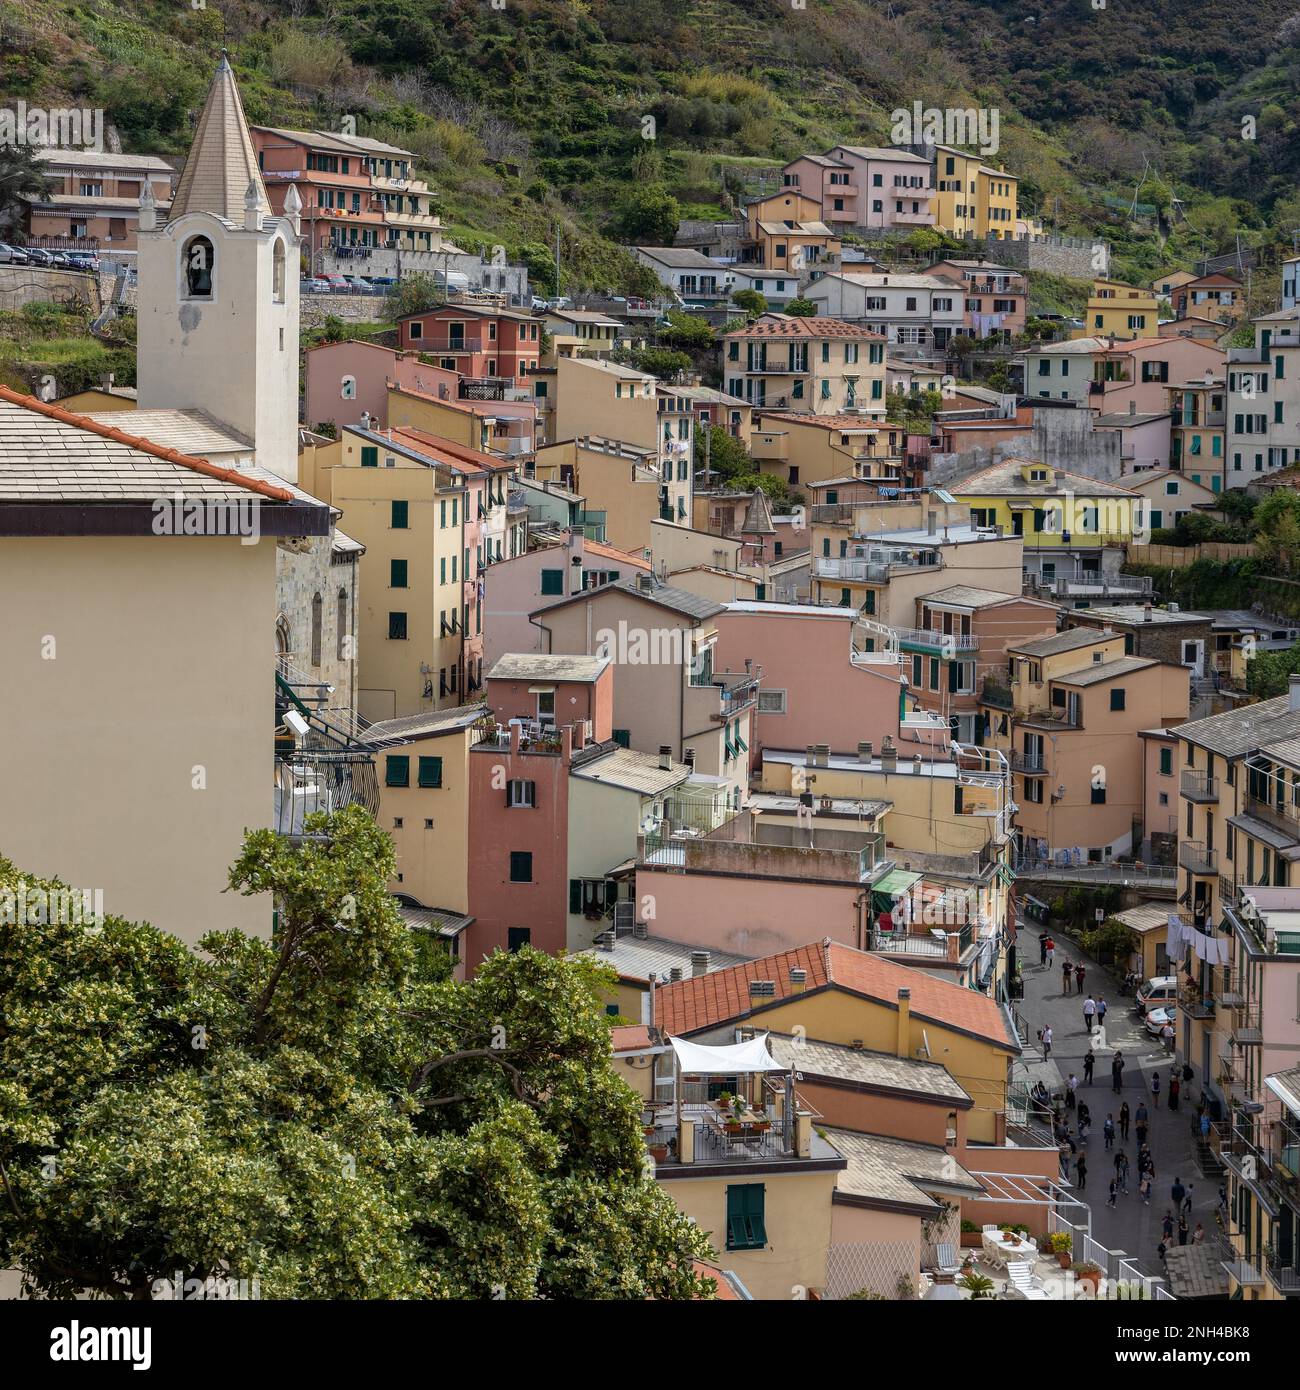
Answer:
(1181, 771, 1219, 803)
(273, 751, 378, 838)
(1009, 750, 1047, 774)
(893, 627, 979, 653)
(1243, 795, 1300, 844)
(1179, 841, 1218, 875)
(981, 677, 1013, 709)
(1026, 572, 1154, 598)
(413, 335, 483, 353)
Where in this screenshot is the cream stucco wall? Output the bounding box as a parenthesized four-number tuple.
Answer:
(0, 536, 275, 943)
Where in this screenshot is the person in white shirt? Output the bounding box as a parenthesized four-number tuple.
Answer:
(1083, 994, 1097, 1033)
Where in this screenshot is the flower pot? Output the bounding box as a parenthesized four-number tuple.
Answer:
(648, 1144, 669, 1162)
(960, 1231, 983, 1248)
(1056, 1252, 1072, 1269)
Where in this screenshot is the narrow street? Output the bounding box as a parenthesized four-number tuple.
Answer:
(1016, 931, 1219, 1277)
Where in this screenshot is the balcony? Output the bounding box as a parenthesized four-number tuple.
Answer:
(892, 626, 979, 654)
(1244, 795, 1300, 844)
(1267, 1257, 1300, 1294)
(1181, 771, 1219, 803)
(1025, 572, 1154, 599)
(640, 816, 889, 886)
(981, 677, 1013, 709)
(273, 749, 378, 838)
(1179, 841, 1218, 875)
(870, 921, 974, 960)
(412, 335, 483, 353)
(1009, 750, 1048, 774)
(459, 376, 516, 400)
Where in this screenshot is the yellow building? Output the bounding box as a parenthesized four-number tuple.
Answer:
(931, 146, 1020, 240)
(385, 381, 538, 464)
(721, 317, 887, 415)
(747, 410, 902, 491)
(1073, 279, 1160, 341)
(744, 189, 841, 273)
(53, 385, 138, 413)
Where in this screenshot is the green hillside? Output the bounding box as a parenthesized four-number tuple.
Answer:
(3, 0, 1298, 291)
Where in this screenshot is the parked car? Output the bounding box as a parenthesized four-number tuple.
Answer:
(322, 273, 350, 291)
(343, 275, 375, 292)
(1145, 1004, 1177, 1037)
(300, 277, 330, 293)
(64, 252, 99, 272)
(0, 242, 29, 265)
(531, 296, 551, 311)
(22, 247, 55, 266)
(1134, 974, 1178, 1015)
(369, 276, 397, 289)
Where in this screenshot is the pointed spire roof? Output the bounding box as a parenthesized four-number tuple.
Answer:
(740, 487, 776, 536)
(169, 51, 269, 223)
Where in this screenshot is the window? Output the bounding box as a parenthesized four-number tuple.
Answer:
(726, 1184, 767, 1251)
(1024, 779, 1044, 804)
(1091, 785, 1107, 804)
(385, 755, 410, 788)
(391, 500, 408, 528)
(540, 568, 564, 596)
(506, 779, 537, 808)
(507, 927, 531, 952)
(361, 446, 378, 468)
(1110, 688, 1126, 711)
(182, 235, 214, 298)
(1160, 748, 1173, 776)
(388, 611, 408, 640)
(391, 559, 408, 589)
(417, 756, 443, 788)
(408, 321, 423, 340)
(757, 689, 787, 713)
(336, 589, 348, 661)
(509, 851, 533, 882)
(310, 593, 323, 666)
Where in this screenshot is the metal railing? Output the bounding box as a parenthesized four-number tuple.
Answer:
(1010, 851, 1177, 889)
(1243, 795, 1300, 843)
(1180, 771, 1219, 803)
(1179, 841, 1218, 875)
(892, 626, 979, 652)
(1009, 750, 1047, 773)
(273, 751, 378, 837)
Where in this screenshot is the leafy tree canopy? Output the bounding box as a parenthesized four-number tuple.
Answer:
(0, 809, 714, 1300)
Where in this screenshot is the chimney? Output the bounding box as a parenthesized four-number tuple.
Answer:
(749, 979, 777, 1005)
(633, 920, 648, 939)
(1128, 399, 1136, 416)
(572, 720, 587, 751)
(658, 744, 672, 771)
(684, 748, 696, 771)
(858, 740, 873, 763)
(691, 950, 710, 978)
(360, 411, 371, 431)
(815, 743, 830, 767)
(806, 744, 818, 767)
(669, 966, 683, 983)
(789, 967, 807, 993)
(1144, 603, 1153, 622)
(1291, 673, 1300, 713)
(880, 736, 897, 774)
(896, 987, 912, 1059)
(912, 754, 923, 774)
(928, 510, 939, 535)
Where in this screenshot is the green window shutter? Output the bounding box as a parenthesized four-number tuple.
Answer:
(540, 568, 564, 595)
(361, 446, 378, 467)
(569, 880, 582, 914)
(863, 589, 875, 615)
(385, 755, 410, 787)
(391, 500, 408, 528)
(417, 756, 443, 788)
(391, 559, 408, 588)
(948, 659, 959, 693)
(1160, 748, 1173, 775)
(388, 612, 407, 640)
(826, 490, 838, 504)
(613, 729, 631, 749)
(726, 1184, 767, 1251)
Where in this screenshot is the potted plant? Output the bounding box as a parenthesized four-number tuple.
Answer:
(648, 1141, 669, 1163)
(716, 1092, 732, 1112)
(956, 1270, 995, 1299)
(1072, 1261, 1103, 1295)
(960, 1219, 983, 1249)
(1047, 1231, 1074, 1269)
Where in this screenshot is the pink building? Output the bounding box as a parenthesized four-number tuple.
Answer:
(303, 340, 457, 435)
(710, 603, 905, 760)
(1090, 338, 1226, 416)
(780, 154, 859, 229)
(924, 259, 1028, 342)
(823, 146, 936, 230)
(465, 654, 614, 968)
(482, 530, 650, 672)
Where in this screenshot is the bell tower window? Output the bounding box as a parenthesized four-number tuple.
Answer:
(272, 238, 285, 304)
(183, 235, 215, 298)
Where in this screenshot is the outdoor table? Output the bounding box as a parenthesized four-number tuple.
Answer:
(983, 1232, 1038, 1268)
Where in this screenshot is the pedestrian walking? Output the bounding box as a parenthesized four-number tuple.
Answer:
(1119, 1101, 1131, 1140)
(1183, 1182, 1194, 1216)
(1169, 1075, 1181, 1112)
(1075, 963, 1085, 993)
(1178, 1213, 1189, 1246)
(1140, 1175, 1152, 1205)
(1135, 1101, 1148, 1148)
(1062, 959, 1073, 994)
(1111, 1051, 1125, 1094)
(1083, 995, 1097, 1032)
(1157, 1238, 1168, 1265)
(1171, 1177, 1186, 1209)
(1160, 1020, 1175, 1052)
(1193, 1223, 1205, 1245)
(1041, 1024, 1053, 1058)
(1114, 1150, 1129, 1193)
(1097, 997, 1108, 1028)
(1103, 1114, 1115, 1150)
(1083, 1051, 1094, 1084)
(1066, 1073, 1078, 1109)
(1039, 931, 1048, 966)
(1200, 1111, 1211, 1141)
(1075, 1153, 1087, 1189)
(1217, 1184, 1228, 1216)
(1107, 1178, 1118, 1209)
(1162, 1208, 1174, 1241)
(1059, 1142, 1071, 1180)
(1152, 1071, 1161, 1103)
(1046, 936, 1055, 967)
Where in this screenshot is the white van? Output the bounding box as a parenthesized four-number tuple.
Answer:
(1135, 975, 1178, 1014)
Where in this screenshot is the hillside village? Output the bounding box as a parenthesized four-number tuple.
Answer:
(3, 48, 1300, 1314)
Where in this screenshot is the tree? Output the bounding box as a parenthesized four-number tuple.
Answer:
(659, 308, 714, 351)
(384, 272, 445, 322)
(986, 361, 1012, 393)
(631, 346, 691, 379)
(783, 296, 817, 317)
(1246, 641, 1300, 700)
(731, 288, 767, 317)
(694, 424, 753, 479)
(0, 143, 54, 237)
(1254, 490, 1300, 577)
(612, 183, 681, 245)
(0, 809, 715, 1299)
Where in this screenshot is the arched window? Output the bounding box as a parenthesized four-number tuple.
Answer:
(272, 238, 285, 304)
(182, 235, 215, 298)
(310, 593, 323, 667)
(276, 614, 291, 662)
(336, 588, 348, 662)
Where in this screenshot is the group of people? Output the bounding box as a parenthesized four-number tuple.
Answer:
(1156, 1181, 1205, 1258)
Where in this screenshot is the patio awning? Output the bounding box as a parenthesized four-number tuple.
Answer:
(871, 868, 920, 913)
(669, 1034, 786, 1075)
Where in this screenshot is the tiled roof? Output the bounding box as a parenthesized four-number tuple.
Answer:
(754, 219, 833, 236)
(1171, 694, 1300, 759)
(724, 316, 885, 341)
(0, 388, 294, 503)
(535, 575, 726, 623)
(826, 1129, 983, 1210)
(364, 702, 486, 747)
(1072, 604, 1208, 626)
(169, 54, 269, 221)
(34, 148, 174, 173)
(487, 652, 610, 684)
(754, 412, 882, 432)
(655, 939, 1018, 1050)
(1053, 656, 1158, 687)
(82, 409, 253, 456)
(571, 746, 692, 796)
(593, 935, 751, 984)
(951, 458, 1140, 497)
(831, 146, 930, 165)
(634, 246, 721, 269)
(922, 584, 1023, 610)
(764, 1033, 970, 1102)
(1008, 628, 1114, 659)
(1112, 903, 1173, 935)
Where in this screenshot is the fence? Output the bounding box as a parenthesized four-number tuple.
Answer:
(1127, 542, 1257, 567)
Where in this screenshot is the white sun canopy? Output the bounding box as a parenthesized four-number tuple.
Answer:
(669, 1033, 786, 1075)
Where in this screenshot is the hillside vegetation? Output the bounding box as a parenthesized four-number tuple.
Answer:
(2, 0, 1299, 291)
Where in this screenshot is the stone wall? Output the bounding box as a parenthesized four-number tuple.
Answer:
(929, 406, 1122, 488)
(276, 540, 362, 718)
(299, 293, 390, 326)
(0, 265, 99, 313)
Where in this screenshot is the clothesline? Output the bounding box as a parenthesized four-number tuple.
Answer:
(1165, 913, 1230, 967)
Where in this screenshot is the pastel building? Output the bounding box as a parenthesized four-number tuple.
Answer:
(28, 148, 174, 251)
(721, 317, 887, 414)
(1227, 307, 1300, 481)
(397, 304, 543, 383)
(1072, 280, 1160, 342)
(801, 273, 964, 354)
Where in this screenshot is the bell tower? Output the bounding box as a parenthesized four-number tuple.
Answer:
(136, 51, 302, 483)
